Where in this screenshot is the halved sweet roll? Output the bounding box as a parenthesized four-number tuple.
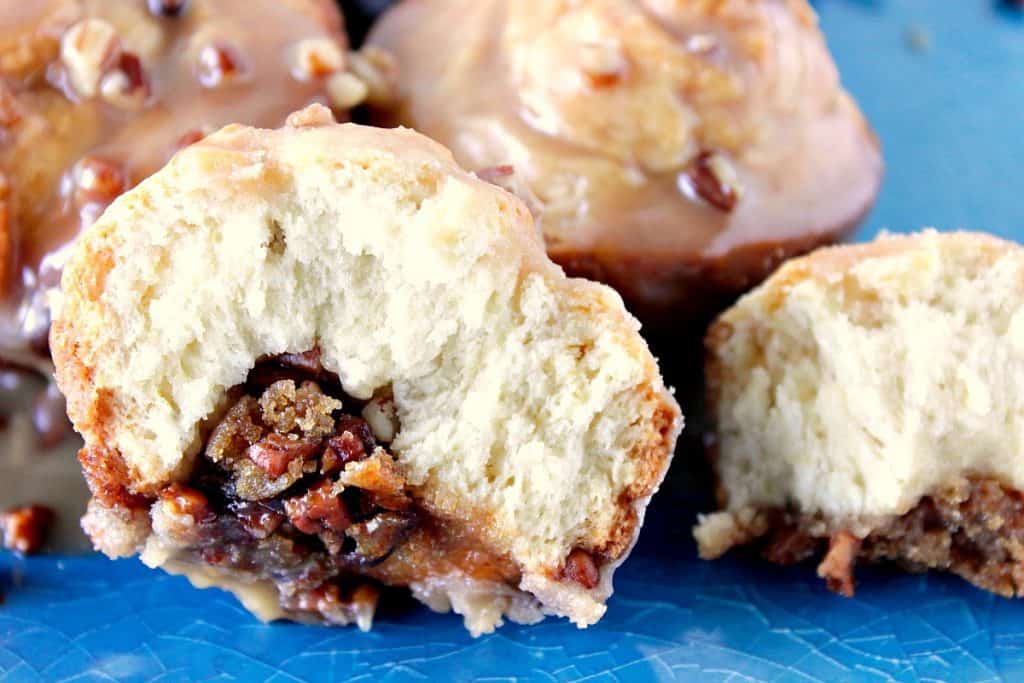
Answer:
(51, 105, 681, 635)
(696, 230, 1024, 597)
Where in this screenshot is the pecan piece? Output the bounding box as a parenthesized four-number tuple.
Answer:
(159, 483, 213, 522)
(322, 431, 367, 474)
(339, 449, 410, 511)
(229, 500, 285, 540)
(197, 43, 245, 89)
(346, 511, 415, 563)
(100, 52, 149, 109)
(817, 530, 861, 597)
(683, 151, 741, 212)
(73, 156, 126, 204)
(1, 505, 55, 554)
(61, 19, 121, 98)
(284, 480, 351, 535)
(245, 432, 322, 478)
(580, 40, 627, 88)
(290, 38, 346, 80)
(562, 548, 600, 590)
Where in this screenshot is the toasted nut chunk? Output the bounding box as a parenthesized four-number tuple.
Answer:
(1, 504, 55, 554)
(347, 47, 398, 106)
(197, 43, 245, 88)
(681, 151, 741, 212)
(580, 40, 627, 88)
(361, 390, 398, 443)
(100, 52, 149, 110)
(61, 19, 121, 98)
(246, 432, 322, 478)
(562, 548, 600, 589)
(817, 530, 861, 597)
(73, 157, 126, 203)
(291, 38, 346, 80)
(284, 479, 351, 534)
(326, 71, 369, 110)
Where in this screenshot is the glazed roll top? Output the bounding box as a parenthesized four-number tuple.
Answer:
(0, 0, 394, 371)
(368, 0, 883, 323)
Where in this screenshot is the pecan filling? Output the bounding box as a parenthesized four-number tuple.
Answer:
(754, 477, 1024, 598)
(147, 352, 421, 623)
(82, 352, 608, 625)
(134, 350, 616, 628)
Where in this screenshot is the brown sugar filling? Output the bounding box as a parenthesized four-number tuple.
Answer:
(119, 350, 602, 624)
(753, 477, 1024, 598)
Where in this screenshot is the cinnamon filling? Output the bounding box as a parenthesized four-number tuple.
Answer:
(754, 477, 1024, 598)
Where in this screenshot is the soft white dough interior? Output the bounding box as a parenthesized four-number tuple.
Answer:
(70, 124, 664, 574)
(713, 232, 1024, 519)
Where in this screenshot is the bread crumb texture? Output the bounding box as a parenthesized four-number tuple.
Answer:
(706, 230, 1024, 520)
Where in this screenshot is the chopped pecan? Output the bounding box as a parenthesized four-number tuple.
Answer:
(284, 479, 351, 535)
(73, 156, 126, 204)
(246, 432, 322, 478)
(579, 41, 627, 88)
(290, 38, 346, 80)
(206, 395, 264, 465)
(282, 581, 379, 628)
(1, 505, 55, 554)
(346, 511, 415, 562)
(100, 52, 149, 109)
(159, 483, 213, 523)
(684, 151, 741, 212)
(340, 449, 410, 511)
(360, 391, 398, 444)
(346, 47, 398, 107)
(61, 19, 121, 98)
(562, 548, 600, 590)
(817, 530, 861, 597)
(326, 72, 369, 110)
(197, 43, 245, 89)
(229, 501, 285, 540)
(275, 349, 324, 375)
(323, 431, 367, 474)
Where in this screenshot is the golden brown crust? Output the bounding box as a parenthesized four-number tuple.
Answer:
(78, 445, 148, 509)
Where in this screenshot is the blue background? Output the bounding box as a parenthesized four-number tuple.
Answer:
(4, 1, 1024, 680)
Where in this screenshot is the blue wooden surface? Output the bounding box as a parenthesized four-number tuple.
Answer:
(3, 1, 1024, 680)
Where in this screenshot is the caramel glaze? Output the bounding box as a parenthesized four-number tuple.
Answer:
(368, 0, 883, 326)
(0, 0, 350, 370)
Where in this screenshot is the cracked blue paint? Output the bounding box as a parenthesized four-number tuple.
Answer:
(3, 0, 1024, 680)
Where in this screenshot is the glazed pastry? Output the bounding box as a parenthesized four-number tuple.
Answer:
(0, 0, 395, 376)
(367, 0, 883, 324)
(695, 230, 1024, 597)
(51, 106, 682, 635)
